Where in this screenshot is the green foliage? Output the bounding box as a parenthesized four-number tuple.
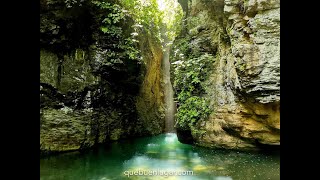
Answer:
(176, 96, 210, 129)
(91, 0, 142, 73)
(173, 53, 214, 96)
(172, 45, 214, 130)
(120, 0, 161, 38)
(157, 0, 183, 43)
(92, 1, 126, 35)
(120, 0, 183, 45)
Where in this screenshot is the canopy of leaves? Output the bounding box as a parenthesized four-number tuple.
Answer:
(120, 0, 183, 45)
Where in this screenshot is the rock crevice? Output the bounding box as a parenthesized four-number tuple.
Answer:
(174, 0, 280, 150)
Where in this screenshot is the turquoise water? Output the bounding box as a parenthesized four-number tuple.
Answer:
(40, 133, 280, 180)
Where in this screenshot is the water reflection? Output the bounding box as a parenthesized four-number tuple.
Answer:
(40, 133, 279, 180)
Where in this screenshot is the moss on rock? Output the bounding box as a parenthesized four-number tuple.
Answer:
(40, 108, 95, 153)
(173, 0, 280, 150)
(136, 32, 166, 135)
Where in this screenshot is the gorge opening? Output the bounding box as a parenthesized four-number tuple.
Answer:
(40, 0, 280, 179)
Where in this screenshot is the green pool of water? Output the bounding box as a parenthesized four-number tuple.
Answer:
(40, 133, 280, 180)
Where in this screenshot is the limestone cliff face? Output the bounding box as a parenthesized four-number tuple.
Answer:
(40, 108, 95, 152)
(136, 31, 165, 135)
(40, 48, 142, 153)
(175, 0, 280, 150)
(40, 0, 164, 154)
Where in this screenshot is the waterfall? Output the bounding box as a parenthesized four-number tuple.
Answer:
(162, 45, 177, 133)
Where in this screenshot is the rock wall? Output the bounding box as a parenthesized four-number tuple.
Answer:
(136, 31, 166, 135)
(174, 0, 280, 150)
(40, 0, 164, 154)
(40, 48, 142, 153)
(40, 108, 95, 152)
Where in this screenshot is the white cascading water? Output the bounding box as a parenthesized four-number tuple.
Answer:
(162, 44, 177, 133)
